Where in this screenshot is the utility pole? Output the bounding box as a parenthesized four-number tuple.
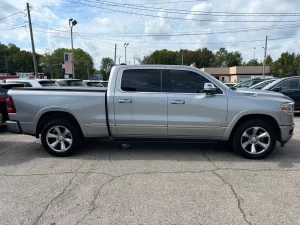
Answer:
(114, 44, 117, 65)
(253, 47, 256, 60)
(118, 56, 121, 65)
(26, 3, 38, 79)
(69, 18, 77, 79)
(86, 62, 90, 80)
(5, 55, 8, 76)
(181, 53, 183, 65)
(263, 36, 268, 78)
(129, 61, 131, 65)
(134, 58, 135, 65)
(124, 43, 129, 64)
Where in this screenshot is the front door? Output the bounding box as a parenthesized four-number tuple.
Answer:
(166, 69, 228, 139)
(113, 68, 168, 137)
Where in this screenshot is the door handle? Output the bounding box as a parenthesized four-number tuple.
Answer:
(171, 100, 185, 104)
(119, 99, 132, 103)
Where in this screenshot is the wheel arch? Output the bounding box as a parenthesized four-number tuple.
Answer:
(224, 113, 281, 142)
(35, 108, 87, 138)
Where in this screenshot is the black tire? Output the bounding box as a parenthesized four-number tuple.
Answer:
(41, 119, 83, 157)
(232, 119, 277, 159)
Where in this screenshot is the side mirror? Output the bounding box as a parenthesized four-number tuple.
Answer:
(272, 87, 282, 92)
(203, 83, 217, 94)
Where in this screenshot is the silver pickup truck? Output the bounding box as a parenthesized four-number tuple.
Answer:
(6, 65, 294, 159)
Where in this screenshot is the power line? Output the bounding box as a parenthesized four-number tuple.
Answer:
(0, 12, 24, 21)
(65, 0, 300, 22)
(33, 21, 300, 37)
(0, 25, 26, 31)
(85, 0, 300, 17)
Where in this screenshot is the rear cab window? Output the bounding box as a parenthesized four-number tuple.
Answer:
(67, 80, 86, 87)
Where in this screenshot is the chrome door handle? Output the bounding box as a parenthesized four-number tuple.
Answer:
(171, 100, 185, 104)
(119, 99, 132, 103)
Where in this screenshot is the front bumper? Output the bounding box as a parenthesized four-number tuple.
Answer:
(279, 125, 294, 145)
(6, 120, 22, 134)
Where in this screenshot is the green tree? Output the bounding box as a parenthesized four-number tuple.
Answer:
(213, 48, 243, 67)
(142, 49, 177, 65)
(246, 59, 262, 66)
(41, 48, 94, 79)
(100, 57, 114, 80)
(271, 52, 299, 77)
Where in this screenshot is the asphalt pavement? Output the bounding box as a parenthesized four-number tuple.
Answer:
(0, 118, 300, 225)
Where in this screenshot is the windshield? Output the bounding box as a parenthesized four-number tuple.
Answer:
(249, 79, 276, 89)
(262, 79, 282, 90)
(67, 80, 86, 86)
(86, 82, 104, 87)
(39, 81, 58, 87)
(100, 81, 108, 87)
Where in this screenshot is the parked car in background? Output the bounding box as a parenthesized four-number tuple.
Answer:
(99, 81, 108, 87)
(262, 76, 300, 112)
(0, 83, 24, 126)
(234, 78, 271, 88)
(5, 65, 294, 159)
(249, 79, 277, 89)
(55, 79, 86, 87)
(83, 80, 104, 87)
(5, 79, 58, 87)
(224, 83, 237, 88)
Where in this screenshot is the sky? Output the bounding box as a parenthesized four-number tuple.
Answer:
(1, 0, 300, 69)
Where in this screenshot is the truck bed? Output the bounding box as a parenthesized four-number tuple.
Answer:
(7, 87, 109, 137)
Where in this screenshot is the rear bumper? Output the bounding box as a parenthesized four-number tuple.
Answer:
(0, 113, 3, 126)
(6, 120, 22, 134)
(279, 125, 294, 144)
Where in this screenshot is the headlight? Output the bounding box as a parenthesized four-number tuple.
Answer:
(281, 102, 294, 115)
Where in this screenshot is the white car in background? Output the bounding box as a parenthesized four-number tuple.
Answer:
(224, 82, 237, 88)
(55, 79, 86, 87)
(5, 79, 58, 87)
(83, 80, 104, 87)
(249, 79, 277, 89)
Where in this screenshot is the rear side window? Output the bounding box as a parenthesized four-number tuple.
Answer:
(19, 82, 32, 87)
(288, 79, 299, 90)
(86, 82, 103, 87)
(168, 70, 211, 93)
(121, 69, 161, 92)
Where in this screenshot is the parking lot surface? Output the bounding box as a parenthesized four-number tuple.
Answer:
(1, 118, 300, 225)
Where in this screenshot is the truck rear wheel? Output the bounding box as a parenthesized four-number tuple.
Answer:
(41, 119, 83, 157)
(232, 119, 277, 159)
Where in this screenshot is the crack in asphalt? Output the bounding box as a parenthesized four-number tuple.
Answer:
(75, 177, 117, 225)
(32, 173, 78, 225)
(213, 171, 252, 225)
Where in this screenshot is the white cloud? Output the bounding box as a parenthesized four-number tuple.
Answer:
(2, 0, 300, 68)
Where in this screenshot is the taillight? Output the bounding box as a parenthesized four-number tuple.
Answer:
(6, 95, 16, 113)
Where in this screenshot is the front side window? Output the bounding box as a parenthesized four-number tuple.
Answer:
(39, 81, 58, 87)
(288, 79, 299, 90)
(121, 69, 161, 92)
(168, 70, 211, 93)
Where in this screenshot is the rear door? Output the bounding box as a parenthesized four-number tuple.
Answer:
(113, 68, 168, 136)
(165, 69, 228, 139)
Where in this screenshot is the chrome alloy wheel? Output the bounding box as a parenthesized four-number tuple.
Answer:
(46, 126, 73, 152)
(240, 126, 271, 154)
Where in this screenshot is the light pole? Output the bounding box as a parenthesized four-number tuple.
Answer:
(253, 47, 256, 60)
(69, 18, 77, 78)
(118, 56, 121, 65)
(124, 43, 129, 64)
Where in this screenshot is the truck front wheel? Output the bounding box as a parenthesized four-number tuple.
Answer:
(41, 119, 83, 157)
(232, 119, 277, 159)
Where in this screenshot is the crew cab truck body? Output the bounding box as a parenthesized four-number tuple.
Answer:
(6, 65, 294, 159)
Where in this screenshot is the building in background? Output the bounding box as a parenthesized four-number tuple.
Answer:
(201, 66, 271, 83)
